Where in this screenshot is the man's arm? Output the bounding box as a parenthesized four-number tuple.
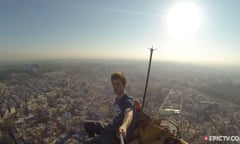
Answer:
(119, 108, 134, 137)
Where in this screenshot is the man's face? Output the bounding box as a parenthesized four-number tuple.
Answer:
(112, 79, 125, 96)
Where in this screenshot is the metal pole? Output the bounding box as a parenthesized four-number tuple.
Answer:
(119, 134, 125, 144)
(142, 47, 155, 110)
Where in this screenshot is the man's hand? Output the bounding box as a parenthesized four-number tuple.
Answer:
(119, 125, 127, 138)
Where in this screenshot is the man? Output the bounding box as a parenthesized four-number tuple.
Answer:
(83, 72, 136, 144)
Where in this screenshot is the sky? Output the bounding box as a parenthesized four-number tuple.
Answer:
(0, 0, 240, 65)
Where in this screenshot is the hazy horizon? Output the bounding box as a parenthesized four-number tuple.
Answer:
(1, 0, 240, 65)
(1, 58, 240, 70)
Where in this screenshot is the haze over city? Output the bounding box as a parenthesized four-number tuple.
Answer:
(1, 0, 240, 66)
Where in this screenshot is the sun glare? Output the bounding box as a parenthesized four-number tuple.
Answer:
(167, 2, 201, 38)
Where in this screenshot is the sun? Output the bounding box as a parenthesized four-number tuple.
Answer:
(167, 2, 201, 38)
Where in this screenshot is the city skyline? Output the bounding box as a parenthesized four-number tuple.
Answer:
(1, 0, 240, 65)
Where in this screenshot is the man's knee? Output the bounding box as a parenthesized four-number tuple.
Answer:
(83, 120, 108, 137)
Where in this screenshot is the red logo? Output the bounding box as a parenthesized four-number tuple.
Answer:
(204, 136, 209, 141)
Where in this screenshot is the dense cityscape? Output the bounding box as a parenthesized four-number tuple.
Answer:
(0, 60, 239, 144)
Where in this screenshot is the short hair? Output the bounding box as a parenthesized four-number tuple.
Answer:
(111, 72, 127, 85)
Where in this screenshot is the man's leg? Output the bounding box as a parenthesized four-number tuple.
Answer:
(83, 120, 108, 138)
(83, 126, 119, 144)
